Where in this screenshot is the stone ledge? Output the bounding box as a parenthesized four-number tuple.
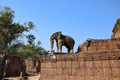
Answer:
(40, 50, 120, 62)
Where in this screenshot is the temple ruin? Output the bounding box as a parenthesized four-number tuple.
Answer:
(40, 19, 120, 80)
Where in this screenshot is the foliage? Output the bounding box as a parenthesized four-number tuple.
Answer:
(17, 41, 48, 59)
(0, 6, 48, 59)
(27, 34, 35, 44)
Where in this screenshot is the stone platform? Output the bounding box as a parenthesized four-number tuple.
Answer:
(40, 38, 120, 80)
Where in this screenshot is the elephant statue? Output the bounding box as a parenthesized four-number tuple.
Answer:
(50, 31, 75, 53)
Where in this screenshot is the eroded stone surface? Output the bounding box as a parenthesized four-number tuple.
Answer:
(112, 19, 120, 38)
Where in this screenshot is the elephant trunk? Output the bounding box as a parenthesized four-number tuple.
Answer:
(50, 37, 54, 51)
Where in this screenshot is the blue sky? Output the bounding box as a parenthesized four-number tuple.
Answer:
(0, 0, 120, 52)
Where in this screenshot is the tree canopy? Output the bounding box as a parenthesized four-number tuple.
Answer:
(0, 6, 48, 59)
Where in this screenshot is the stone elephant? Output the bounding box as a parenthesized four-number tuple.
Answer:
(50, 31, 75, 53)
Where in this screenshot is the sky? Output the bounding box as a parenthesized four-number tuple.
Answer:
(0, 0, 120, 52)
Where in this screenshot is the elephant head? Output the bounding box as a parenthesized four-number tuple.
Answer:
(50, 31, 75, 53)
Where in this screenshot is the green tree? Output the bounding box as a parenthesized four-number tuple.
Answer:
(19, 41, 48, 59)
(27, 34, 35, 44)
(0, 7, 34, 53)
(0, 6, 48, 58)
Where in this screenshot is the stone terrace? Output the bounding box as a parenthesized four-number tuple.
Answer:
(40, 38, 120, 80)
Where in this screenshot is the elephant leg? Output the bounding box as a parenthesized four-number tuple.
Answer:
(66, 46, 70, 53)
(67, 48, 73, 53)
(66, 44, 73, 53)
(56, 42, 59, 52)
(70, 46, 74, 53)
(58, 39, 62, 53)
(68, 46, 73, 53)
(50, 39, 54, 51)
(68, 49, 70, 53)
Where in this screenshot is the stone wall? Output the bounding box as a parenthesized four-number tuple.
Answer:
(40, 51, 120, 80)
(0, 54, 26, 79)
(25, 59, 41, 73)
(25, 59, 36, 73)
(77, 38, 120, 52)
(112, 19, 120, 38)
(40, 39, 120, 80)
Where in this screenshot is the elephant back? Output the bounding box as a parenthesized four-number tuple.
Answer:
(63, 35, 75, 46)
